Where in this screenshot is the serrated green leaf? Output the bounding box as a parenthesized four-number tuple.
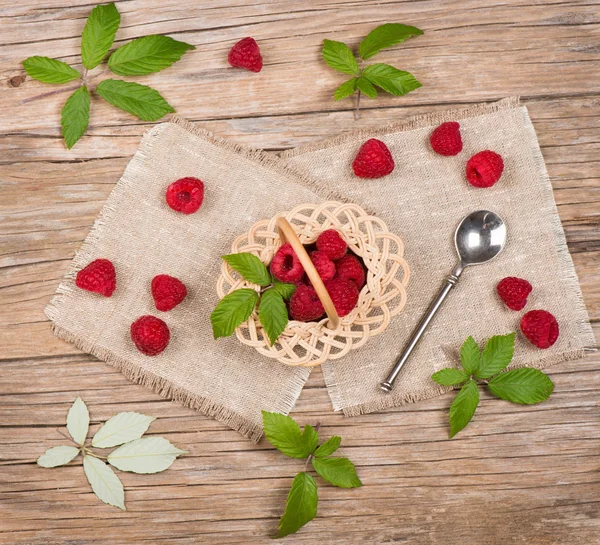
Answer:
(92, 412, 155, 448)
(431, 367, 468, 386)
(81, 2, 121, 70)
(96, 79, 175, 121)
(210, 288, 258, 339)
(311, 457, 362, 488)
(301, 424, 319, 455)
(475, 333, 515, 379)
(37, 445, 80, 468)
(83, 454, 125, 510)
(107, 436, 186, 473)
(222, 252, 271, 286)
(314, 435, 341, 458)
(66, 396, 89, 446)
(333, 78, 358, 101)
(362, 63, 422, 96)
(262, 411, 314, 459)
(272, 278, 296, 300)
(258, 288, 288, 345)
(460, 336, 481, 375)
(61, 86, 90, 149)
(356, 76, 377, 98)
(108, 35, 195, 76)
(449, 379, 479, 438)
(488, 368, 555, 405)
(359, 23, 424, 60)
(22, 56, 80, 84)
(322, 39, 359, 75)
(276, 472, 318, 538)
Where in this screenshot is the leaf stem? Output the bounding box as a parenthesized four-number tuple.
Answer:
(82, 447, 108, 460)
(20, 83, 82, 105)
(56, 428, 80, 446)
(304, 421, 322, 470)
(354, 90, 362, 121)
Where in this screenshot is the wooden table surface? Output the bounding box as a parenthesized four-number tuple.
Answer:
(1, 1, 599, 543)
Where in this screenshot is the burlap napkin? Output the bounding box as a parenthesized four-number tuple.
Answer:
(47, 97, 595, 441)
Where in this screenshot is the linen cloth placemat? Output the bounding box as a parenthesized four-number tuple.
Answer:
(281, 97, 596, 416)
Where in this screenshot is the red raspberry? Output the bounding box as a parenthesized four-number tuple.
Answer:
(335, 254, 366, 290)
(166, 177, 204, 214)
(310, 251, 336, 282)
(352, 138, 395, 179)
(316, 229, 347, 261)
(466, 150, 504, 188)
(228, 37, 263, 73)
(75, 258, 116, 297)
(289, 285, 325, 322)
(130, 315, 170, 356)
(326, 278, 359, 317)
(151, 274, 188, 312)
(430, 121, 463, 156)
(497, 277, 532, 311)
(270, 243, 305, 283)
(520, 310, 559, 349)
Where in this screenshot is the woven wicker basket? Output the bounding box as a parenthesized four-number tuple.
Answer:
(216, 201, 410, 367)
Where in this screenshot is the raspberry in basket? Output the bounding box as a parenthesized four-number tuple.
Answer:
(289, 285, 325, 322)
(466, 150, 504, 188)
(497, 276, 532, 311)
(336, 254, 366, 289)
(130, 315, 170, 356)
(520, 310, 559, 349)
(316, 229, 347, 261)
(326, 278, 359, 317)
(310, 251, 336, 282)
(152, 274, 188, 311)
(166, 177, 204, 214)
(270, 243, 305, 283)
(228, 37, 263, 73)
(352, 138, 395, 179)
(430, 121, 463, 156)
(75, 258, 116, 297)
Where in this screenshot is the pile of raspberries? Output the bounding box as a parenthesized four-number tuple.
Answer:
(270, 229, 366, 322)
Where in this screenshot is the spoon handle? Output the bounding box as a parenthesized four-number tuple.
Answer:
(380, 265, 463, 392)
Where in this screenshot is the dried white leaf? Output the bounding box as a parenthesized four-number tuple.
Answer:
(37, 445, 80, 468)
(107, 436, 187, 474)
(92, 412, 156, 448)
(66, 397, 89, 446)
(83, 455, 125, 510)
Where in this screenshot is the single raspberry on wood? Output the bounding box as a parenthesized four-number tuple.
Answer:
(130, 315, 170, 356)
(520, 310, 559, 349)
(270, 243, 305, 283)
(352, 138, 395, 179)
(151, 274, 188, 312)
(430, 121, 463, 156)
(316, 229, 347, 261)
(289, 285, 325, 322)
(497, 277, 532, 311)
(335, 254, 366, 290)
(466, 150, 504, 188)
(310, 251, 336, 282)
(326, 278, 359, 317)
(228, 37, 263, 72)
(166, 177, 204, 214)
(75, 258, 116, 297)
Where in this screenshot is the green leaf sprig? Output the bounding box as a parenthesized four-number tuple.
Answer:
(322, 23, 423, 119)
(211, 252, 296, 345)
(432, 333, 555, 438)
(37, 397, 187, 510)
(262, 411, 362, 538)
(21, 3, 194, 149)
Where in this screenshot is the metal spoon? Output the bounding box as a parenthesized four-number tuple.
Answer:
(380, 210, 507, 393)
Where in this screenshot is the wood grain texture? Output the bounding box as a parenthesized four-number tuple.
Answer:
(1, 0, 599, 543)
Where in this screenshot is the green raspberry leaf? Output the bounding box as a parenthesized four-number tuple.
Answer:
(460, 336, 481, 375)
(272, 278, 296, 300)
(61, 86, 90, 150)
(258, 288, 288, 346)
(359, 23, 424, 60)
(311, 457, 362, 488)
(210, 288, 258, 339)
(222, 252, 271, 286)
(108, 35, 195, 76)
(276, 472, 318, 538)
(322, 39, 359, 75)
(314, 435, 341, 458)
(356, 76, 378, 98)
(262, 411, 316, 459)
(431, 368, 468, 386)
(488, 368, 555, 405)
(333, 77, 358, 101)
(96, 79, 175, 121)
(362, 63, 422, 96)
(22, 56, 80, 84)
(449, 379, 479, 438)
(475, 333, 515, 379)
(81, 2, 121, 70)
